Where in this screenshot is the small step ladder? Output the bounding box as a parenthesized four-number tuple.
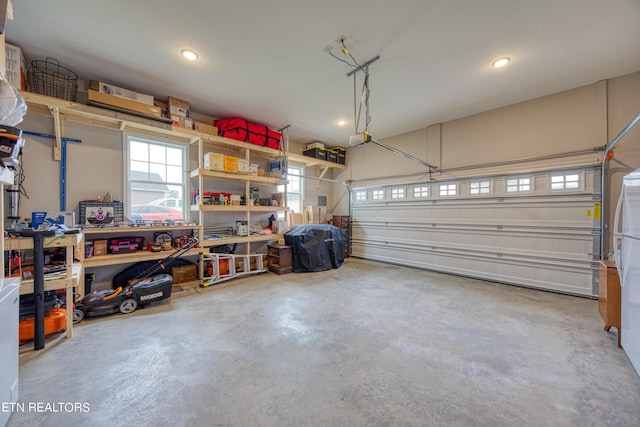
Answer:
(200, 253, 266, 287)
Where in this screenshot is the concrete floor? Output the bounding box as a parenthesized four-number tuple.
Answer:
(8, 258, 640, 426)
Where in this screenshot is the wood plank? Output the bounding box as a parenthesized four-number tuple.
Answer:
(190, 168, 287, 185)
(82, 225, 200, 235)
(200, 234, 282, 248)
(191, 205, 286, 212)
(83, 248, 202, 268)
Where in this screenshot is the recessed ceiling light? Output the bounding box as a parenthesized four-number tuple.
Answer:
(180, 48, 199, 61)
(336, 119, 347, 127)
(491, 57, 511, 68)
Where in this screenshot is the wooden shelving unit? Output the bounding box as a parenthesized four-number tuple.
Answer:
(81, 225, 201, 268)
(20, 90, 348, 280)
(4, 232, 84, 338)
(190, 135, 288, 254)
(200, 233, 283, 248)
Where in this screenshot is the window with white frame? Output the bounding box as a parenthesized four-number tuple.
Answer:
(550, 174, 580, 191)
(413, 186, 429, 198)
(470, 181, 491, 195)
(126, 135, 186, 221)
(372, 189, 385, 200)
(355, 191, 367, 202)
(439, 183, 457, 196)
(507, 177, 532, 192)
(391, 188, 405, 199)
(277, 165, 304, 213)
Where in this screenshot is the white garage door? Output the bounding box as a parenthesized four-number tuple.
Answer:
(351, 166, 601, 296)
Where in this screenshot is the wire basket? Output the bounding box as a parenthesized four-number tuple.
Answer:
(27, 58, 78, 101)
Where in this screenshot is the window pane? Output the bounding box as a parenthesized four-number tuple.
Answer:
(551, 176, 563, 183)
(281, 166, 303, 213)
(130, 160, 148, 174)
(149, 144, 166, 163)
(167, 147, 182, 166)
(130, 141, 148, 161)
(166, 165, 183, 183)
(566, 182, 579, 189)
(414, 186, 428, 197)
(149, 163, 166, 181)
(128, 137, 186, 222)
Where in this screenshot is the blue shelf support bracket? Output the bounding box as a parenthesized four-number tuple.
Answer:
(22, 131, 82, 212)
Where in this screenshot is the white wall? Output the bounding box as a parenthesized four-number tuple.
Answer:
(335, 71, 640, 254)
(16, 114, 124, 218)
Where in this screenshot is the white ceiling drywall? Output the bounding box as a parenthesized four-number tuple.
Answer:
(4, 0, 640, 146)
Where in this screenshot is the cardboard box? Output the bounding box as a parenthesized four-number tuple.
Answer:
(204, 152, 224, 171)
(269, 159, 283, 178)
(224, 155, 238, 173)
(168, 96, 190, 117)
(93, 239, 108, 257)
(89, 80, 154, 106)
(170, 114, 183, 127)
(154, 100, 168, 117)
(319, 206, 327, 224)
(305, 206, 326, 224)
(87, 89, 162, 117)
(194, 121, 218, 135)
(237, 159, 250, 174)
(184, 117, 194, 130)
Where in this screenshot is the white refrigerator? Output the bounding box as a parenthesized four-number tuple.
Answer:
(614, 168, 640, 376)
(0, 277, 20, 427)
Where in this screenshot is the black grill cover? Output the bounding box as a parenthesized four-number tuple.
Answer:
(284, 224, 347, 272)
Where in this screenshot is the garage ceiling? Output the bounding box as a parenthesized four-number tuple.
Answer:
(5, 0, 640, 146)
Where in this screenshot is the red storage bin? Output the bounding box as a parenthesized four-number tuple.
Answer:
(214, 118, 281, 149)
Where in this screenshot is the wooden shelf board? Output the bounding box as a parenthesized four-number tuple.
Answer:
(200, 234, 283, 248)
(190, 169, 287, 185)
(83, 248, 202, 268)
(19, 263, 83, 295)
(191, 205, 286, 212)
(288, 152, 347, 169)
(5, 233, 83, 250)
(82, 225, 199, 235)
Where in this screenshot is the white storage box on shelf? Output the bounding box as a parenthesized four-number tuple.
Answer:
(5, 43, 27, 91)
(238, 159, 250, 174)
